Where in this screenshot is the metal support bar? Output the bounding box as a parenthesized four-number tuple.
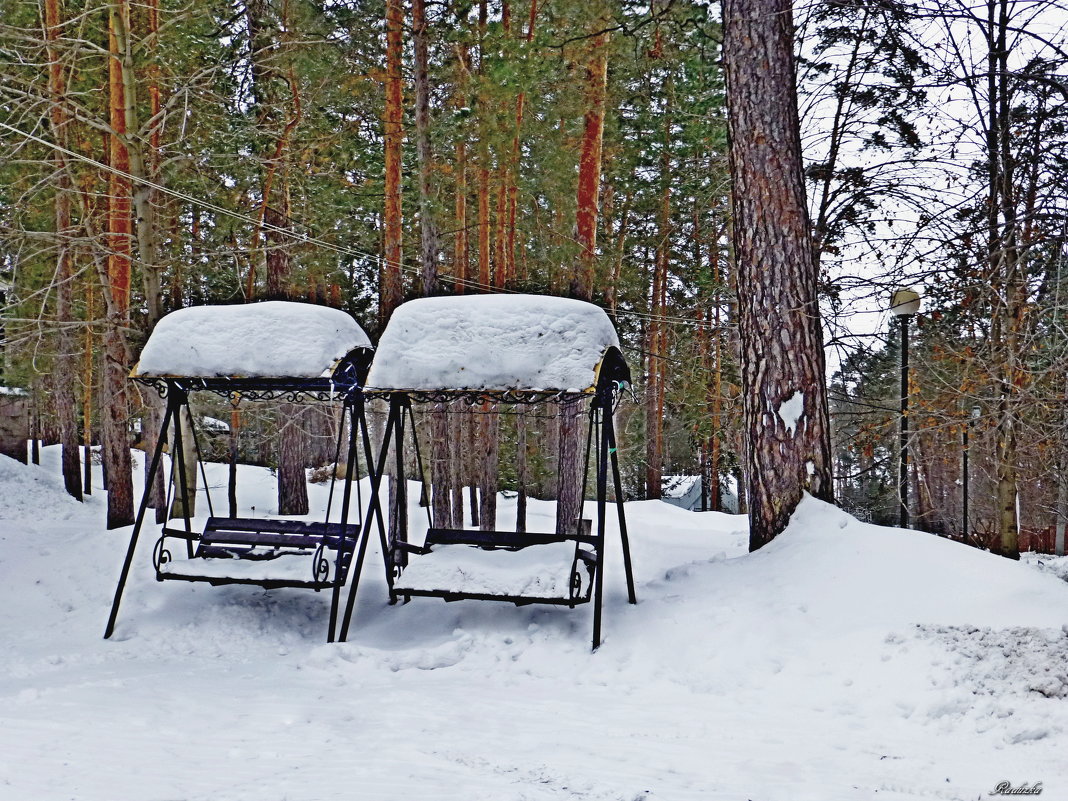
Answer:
(359, 398, 392, 596)
(394, 396, 408, 564)
(104, 395, 176, 639)
(338, 396, 401, 642)
(171, 394, 196, 558)
(899, 315, 910, 529)
(592, 405, 608, 650)
(604, 406, 636, 605)
(327, 399, 362, 643)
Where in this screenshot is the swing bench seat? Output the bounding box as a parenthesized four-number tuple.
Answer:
(155, 517, 359, 590)
(391, 527, 598, 605)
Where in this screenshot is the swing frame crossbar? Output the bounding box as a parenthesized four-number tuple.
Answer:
(337, 370, 637, 650)
(104, 358, 376, 643)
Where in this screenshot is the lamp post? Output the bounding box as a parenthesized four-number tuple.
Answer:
(963, 404, 980, 542)
(891, 288, 921, 529)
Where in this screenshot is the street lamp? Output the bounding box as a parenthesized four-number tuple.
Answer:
(890, 288, 921, 529)
(963, 404, 981, 542)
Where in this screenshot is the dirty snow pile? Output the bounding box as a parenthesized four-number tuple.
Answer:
(365, 294, 621, 393)
(3, 448, 1068, 800)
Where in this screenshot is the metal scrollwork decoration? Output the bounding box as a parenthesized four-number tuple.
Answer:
(570, 566, 583, 601)
(152, 535, 172, 573)
(365, 388, 592, 407)
(311, 544, 331, 584)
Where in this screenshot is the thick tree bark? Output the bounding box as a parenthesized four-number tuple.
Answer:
(277, 403, 309, 515)
(43, 0, 82, 501)
(993, 0, 1020, 559)
(506, 0, 538, 289)
(263, 202, 309, 516)
(516, 406, 528, 532)
(572, 27, 608, 302)
(555, 397, 584, 536)
(169, 404, 198, 518)
(645, 245, 666, 499)
(478, 404, 498, 530)
(381, 0, 405, 325)
(103, 0, 134, 528)
(413, 0, 439, 297)
(140, 0, 167, 517)
(645, 90, 671, 500)
(430, 403, 453, 527)
(723, 0, 834, 550)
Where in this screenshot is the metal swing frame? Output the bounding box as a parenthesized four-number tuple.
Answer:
(104, 352, 379, 643)
(337, 358, 637, 650)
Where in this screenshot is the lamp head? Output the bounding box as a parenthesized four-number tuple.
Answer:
(890, 288, 921, 317)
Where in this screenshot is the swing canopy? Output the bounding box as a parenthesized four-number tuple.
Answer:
(363, 294, 630, 400)
(132, 301, 373, 398)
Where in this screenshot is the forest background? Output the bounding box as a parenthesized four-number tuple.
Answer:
(1, 0, 1066, 555)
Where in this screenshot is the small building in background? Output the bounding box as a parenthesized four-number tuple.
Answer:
(0, 387, 29, 464)
(663, 475, 703, 511)
(662, 474, 740, 514)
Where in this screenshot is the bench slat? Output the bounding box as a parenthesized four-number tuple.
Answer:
(200, 530, 356, 550)
(206, 517, 357, 538)
(422, 527, 597, 549)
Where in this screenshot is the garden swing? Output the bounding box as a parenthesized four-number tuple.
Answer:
(104, 302, 378, 643)
(336, 294, 637, 649)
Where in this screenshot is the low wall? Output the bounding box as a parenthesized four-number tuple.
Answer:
(0, 393, 29, 463)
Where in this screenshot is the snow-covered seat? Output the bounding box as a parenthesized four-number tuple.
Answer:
(105, 302, 377, 643)
(392, 528, 598, 604)
(156, 517, 360, 588)
(337, 294, 636, 649)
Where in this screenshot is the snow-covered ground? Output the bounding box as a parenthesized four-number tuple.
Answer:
(3, 448, 1068, 800)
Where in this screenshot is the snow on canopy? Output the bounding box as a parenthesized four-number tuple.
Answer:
(133, 302, 372, 380)
(365, 294, 623, 394)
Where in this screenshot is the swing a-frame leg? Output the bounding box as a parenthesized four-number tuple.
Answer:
(104, 390, 179, 639)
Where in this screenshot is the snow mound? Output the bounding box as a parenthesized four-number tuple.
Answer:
(0, 454, 88, 522)
(7, 454, 1068, 801)
(365, 294, 622, 393)
(715, 494, 1068, 633)
(134, 301, 372, 379)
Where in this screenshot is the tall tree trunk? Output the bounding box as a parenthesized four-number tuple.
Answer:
(43, 0, 82, 501)
(723, 0, 834, 550)
(277, 403, 309, 515)
(555, 397, 584, 535)
(140, 0, 167, 516)
(645, 248, 665, 499)
(994, 0, 1020, 559)
(381, 0, 405, 326)
(709, 220, 725, 511)
(380, 0, 406, 538)
(265, 201, 309, 517)
(558, 18, 609, 532)
(506, 0, 538, 290)
(414, 0, 439, 297)
(478, 404, 498, 530)
(516, 406, 528, 532)
(645, 85, 671, 500)
(572, 26, 608, 301)
(169, 403, 198, 518)
(414, 0, 453, 525)
(103, 0, 135, 528)
(82, 276, 94, 495)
